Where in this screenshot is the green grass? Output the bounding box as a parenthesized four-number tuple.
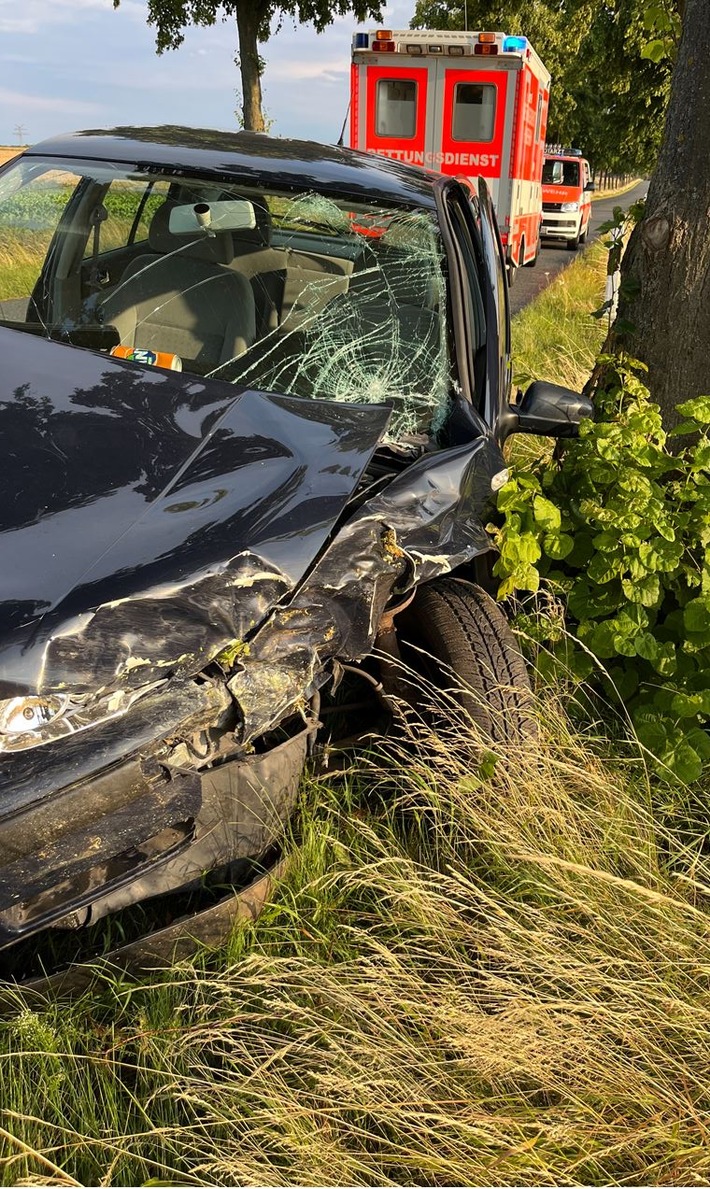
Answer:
(2, 707, 710, 1184)
(3, 236, 707, 1187)
(511, 241, 608, 393)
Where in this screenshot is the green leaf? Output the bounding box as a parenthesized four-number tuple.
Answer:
(686, 727, 710, 760)
(543, 532, 574, 560)
(676, 396, 710, 424)
(638, 538, 683, 572)
(684, 597, 710, 635)
(641, 38, 669, 63)
(635, 632, 659, 663)
(533, 495, 562, 533)
(634, 714, 669, 756)
(621, 573, 661, 607)
(660, 741, 704, 785)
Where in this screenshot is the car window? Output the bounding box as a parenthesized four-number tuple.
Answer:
(447, 199, 487, 408)
(0, 158, 451, 445)
(82, 179, 170, 257)
(0, 164, 82, 321)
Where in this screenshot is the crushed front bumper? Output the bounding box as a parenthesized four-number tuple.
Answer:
(0, 676, 307, 957)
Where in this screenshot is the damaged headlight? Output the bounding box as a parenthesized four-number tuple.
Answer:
(0, 695, 67, 735)
(0, 684, 164, 753)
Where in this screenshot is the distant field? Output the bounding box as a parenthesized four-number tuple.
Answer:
(0, 146, 25, 167)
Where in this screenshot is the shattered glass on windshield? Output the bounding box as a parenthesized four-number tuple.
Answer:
(211, 194, 450, 441)
(0, 163, 451, 444)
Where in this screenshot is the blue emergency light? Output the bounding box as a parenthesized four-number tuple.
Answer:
(353, 31, 369, 48)
(502, 35, 528, 52)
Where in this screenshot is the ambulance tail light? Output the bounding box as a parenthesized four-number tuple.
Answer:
(502, 35, 528, 53)
(474, 43, 499, 55)
(478, 32, 497, 43)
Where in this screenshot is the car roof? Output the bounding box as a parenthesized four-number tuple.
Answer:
(24, 125, 440, 211)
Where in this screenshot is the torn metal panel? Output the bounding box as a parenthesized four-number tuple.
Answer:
(7, 859, 287, 1003)
(0, 329, 389, 702)
(230, 434, 505, 742)
(0, 676, 229, 814)
(0, 726, 307, 946)
(84, 725, 308, 925)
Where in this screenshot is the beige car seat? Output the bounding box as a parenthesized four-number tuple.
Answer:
(103, 201, 256, 374)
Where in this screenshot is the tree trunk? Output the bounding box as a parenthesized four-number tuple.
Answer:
(236, 3, 265, 132)
(614, 0, 710, 428)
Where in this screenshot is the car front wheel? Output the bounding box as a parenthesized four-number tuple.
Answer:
(394, 578, 534, 744)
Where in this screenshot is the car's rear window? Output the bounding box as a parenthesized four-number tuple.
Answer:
(0, 157, 450, 442)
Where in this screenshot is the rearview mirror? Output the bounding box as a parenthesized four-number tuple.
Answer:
(502, 380, 594, 439)
(585, 180, 596, 192)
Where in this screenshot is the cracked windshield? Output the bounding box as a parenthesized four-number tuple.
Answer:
(0, 160, 450, 441)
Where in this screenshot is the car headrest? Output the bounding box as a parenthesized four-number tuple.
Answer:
(148, 201, 235, 265)
(230, 200, 272, 248)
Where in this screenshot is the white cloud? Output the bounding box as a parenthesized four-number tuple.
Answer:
(0, 86, 102, 115)
(0, 0, 144, 35)
(269, 56, 349, 82)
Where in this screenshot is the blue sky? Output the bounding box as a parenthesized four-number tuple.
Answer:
(0, 0, 415, 148)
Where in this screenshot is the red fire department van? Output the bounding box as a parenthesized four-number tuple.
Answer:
(541, 148, 594, 250)
(349, 28, 551, 272)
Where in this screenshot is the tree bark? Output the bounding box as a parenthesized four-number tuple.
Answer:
(236, 2, 265, 132)
(614, 0, 710, 428)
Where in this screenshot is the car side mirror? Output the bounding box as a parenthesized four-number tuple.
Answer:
(502, 380, 594, 439)
(585, 180, 595, 192)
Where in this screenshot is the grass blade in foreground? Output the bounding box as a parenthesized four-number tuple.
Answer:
(1, 700, 710, 1185)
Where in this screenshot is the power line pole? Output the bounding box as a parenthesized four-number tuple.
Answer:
(14, 123, 26, 145)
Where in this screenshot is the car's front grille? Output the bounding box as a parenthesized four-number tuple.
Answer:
(543, 201, 564, 212)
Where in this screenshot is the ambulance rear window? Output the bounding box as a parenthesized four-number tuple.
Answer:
(376, 79, 418, 139)
(451, 84, 496, 143)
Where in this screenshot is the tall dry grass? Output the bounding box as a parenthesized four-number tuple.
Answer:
(1, 696, 710, 1186)
(512, 242, 608, 394)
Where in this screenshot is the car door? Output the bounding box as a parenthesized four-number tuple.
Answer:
(477, 177, 512, 435)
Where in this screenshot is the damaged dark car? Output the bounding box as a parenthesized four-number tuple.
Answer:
(0, 126, 591, 983)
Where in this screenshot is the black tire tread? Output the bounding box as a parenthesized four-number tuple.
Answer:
(397, 578, 534, 743)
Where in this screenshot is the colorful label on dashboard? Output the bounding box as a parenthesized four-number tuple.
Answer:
(110, 346, 183, 371)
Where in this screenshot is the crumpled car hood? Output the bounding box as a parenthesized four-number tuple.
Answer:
(0, 329, 390, 697)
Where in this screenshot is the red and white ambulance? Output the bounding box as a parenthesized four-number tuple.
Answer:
(349, 28, 551, 272)
(541, 149, 593, 250)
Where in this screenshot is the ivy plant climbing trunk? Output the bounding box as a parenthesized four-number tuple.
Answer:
(615, 0, 710, 429)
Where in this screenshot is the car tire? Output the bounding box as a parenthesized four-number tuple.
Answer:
(579, 224, 588, 244)
(518, 238, 526, 268)
(567, 233, 580, 251)
(394, 577, 534, 744)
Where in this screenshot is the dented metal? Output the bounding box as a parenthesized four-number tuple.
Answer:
(0, 127, 519, 970)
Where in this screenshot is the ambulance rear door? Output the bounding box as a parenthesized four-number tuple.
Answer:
(352, 56, 432, 166)
(428, 60, 515, 222)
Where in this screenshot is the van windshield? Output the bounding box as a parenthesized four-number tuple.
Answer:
(542, 159, 580, 187)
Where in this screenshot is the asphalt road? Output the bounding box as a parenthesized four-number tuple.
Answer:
(508, 181, 649, 316)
